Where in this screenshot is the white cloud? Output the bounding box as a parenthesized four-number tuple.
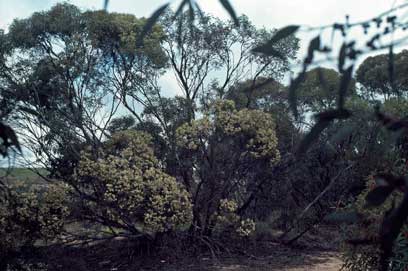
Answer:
(159, 70, 184, 97)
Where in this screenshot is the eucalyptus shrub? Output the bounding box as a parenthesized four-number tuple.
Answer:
(215, 199, 256, 237)
(74, 130, 193, 235)
(0, 182, 69, 257)
(176, 100, 280, 235)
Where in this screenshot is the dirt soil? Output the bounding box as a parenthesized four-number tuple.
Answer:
(139, 248, 343, 271)
(137, 227, 344, 271)
(35, 229, 344, 271)
(213, 251, 342, 271)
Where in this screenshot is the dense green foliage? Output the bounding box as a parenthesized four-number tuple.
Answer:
(75, 130, 192, 235)
(0, 182, 68, 269)
(356, 50, 408, 99)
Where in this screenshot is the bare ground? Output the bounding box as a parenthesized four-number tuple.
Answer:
(138, 247, 343, 271)
(213, 252, 342, 271)
(137, 228, 344, 271)
(34, 229, 344, 270)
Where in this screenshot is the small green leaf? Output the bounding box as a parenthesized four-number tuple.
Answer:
(219, 0, 239, 26)
(365, 186, 395, 207)
(137, 3, 170, 47)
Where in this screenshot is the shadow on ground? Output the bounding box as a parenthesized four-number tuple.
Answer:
(135, 240, 342, 271)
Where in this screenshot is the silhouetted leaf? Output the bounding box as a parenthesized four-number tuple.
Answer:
(296, 119, 330, 156)
(269, 25, 300, 44)
(309, 36, 321, 52)
(365, 186, 395, 207)
(297, 109, 351, 156)
(338, 65, 353, 108)
(389, 125, 405, 147)
(375, 105, 408, 131)
(194, 2, 204, 18)
(0, 122, 21, 155)
(316, 109, 351, 122)
(366, 34, 380, 50)
(137, 3, 170, 47)
(252, 25, 299, 57)
(188, 0, 195, 21)
(219, 0, 239, 26)
(330, 124, 355, 144)
(338, 43, 346, 72)
(174, 0, 189, 18)
(252, 46, 285, 59)
(103, 0, 109, 10)
(305, 36, 320, 64)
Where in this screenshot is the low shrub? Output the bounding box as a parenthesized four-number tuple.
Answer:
(0, 182, 69, 268)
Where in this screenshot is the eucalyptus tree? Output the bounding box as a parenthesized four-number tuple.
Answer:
(356, 49, 408, 101)
(0, 3, 167, 173)
(159, 11, 299, 120)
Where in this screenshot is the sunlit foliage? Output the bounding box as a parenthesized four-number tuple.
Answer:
(75, 130, 192, 234)
(0, 183, 69, 256)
